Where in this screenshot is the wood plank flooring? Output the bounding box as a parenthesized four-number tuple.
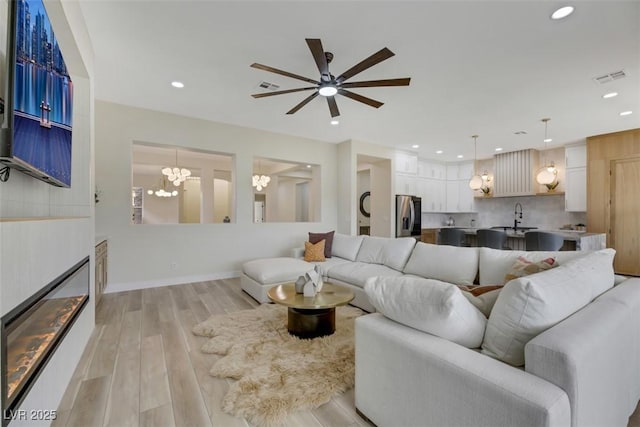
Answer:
(53, 278, 372, 427)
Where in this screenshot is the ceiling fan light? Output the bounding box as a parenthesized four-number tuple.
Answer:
(318, 85, 338, 97)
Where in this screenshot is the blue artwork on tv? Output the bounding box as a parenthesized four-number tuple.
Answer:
(12, 0, 73, 187)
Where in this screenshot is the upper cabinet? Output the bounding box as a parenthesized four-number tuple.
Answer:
(565, 143, 587, 212)
(418, 159, 446, 179)
(395, 152, 418, 174)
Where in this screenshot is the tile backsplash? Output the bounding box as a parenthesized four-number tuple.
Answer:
(422, 194, 586, 229)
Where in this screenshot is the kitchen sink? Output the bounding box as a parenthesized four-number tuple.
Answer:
(491, 226, 538, 232)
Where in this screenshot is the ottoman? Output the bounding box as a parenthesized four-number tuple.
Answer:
(241, 257, 314, 303)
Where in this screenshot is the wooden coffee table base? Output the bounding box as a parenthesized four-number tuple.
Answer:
(287, 307, 335, 339)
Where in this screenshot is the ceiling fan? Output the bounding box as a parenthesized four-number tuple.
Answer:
(250, 38, 411, 118)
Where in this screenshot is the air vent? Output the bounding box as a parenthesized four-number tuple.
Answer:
(258, 81, 280, 91)
(593, 70, 627, 85)
(514, 130, 528, 135)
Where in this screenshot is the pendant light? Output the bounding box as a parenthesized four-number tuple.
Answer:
(535, 118, 557, 185)
(162, 149, 191, 187)
(469, 135, 483, 190)
(252, 160, 271, 191)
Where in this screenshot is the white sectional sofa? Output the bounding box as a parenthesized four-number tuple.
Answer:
(241, 233, 640, 426)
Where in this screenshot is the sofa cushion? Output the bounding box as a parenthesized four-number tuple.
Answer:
(459, 285, 504, 318)
(328, 262, 402, 288)
(482, 248, 616, 366)
(478, 247, 587, 285)
(364, 276, 487, 348)
(355, 236, 417, 271)
(304, 240, 326, 262)
(309, 231, 334, 258)
(403, 242, 479, 286)
(331, 233, 364, 261)
(310, 256, 350, 277)
(242, 257, 313, 284)
(504, 256, 558, 282)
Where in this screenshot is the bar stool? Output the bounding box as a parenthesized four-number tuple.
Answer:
(525, 231, 564, 251)
(439, 228, 467, 247)
(477, 229, 508, 250)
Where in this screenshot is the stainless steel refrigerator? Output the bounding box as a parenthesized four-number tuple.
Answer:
(396, 195, 422, 237)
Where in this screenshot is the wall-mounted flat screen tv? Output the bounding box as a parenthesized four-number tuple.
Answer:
(0, 0, 74, 187)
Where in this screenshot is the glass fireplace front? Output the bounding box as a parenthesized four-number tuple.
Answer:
(1, 257, 89, 419)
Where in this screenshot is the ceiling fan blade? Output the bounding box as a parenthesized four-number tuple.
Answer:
(336, 47, 395, 83)
(252, 87, 317, 98)
(251, 63, 319, 85)
(338, 89, 384, 108)
(286, 92, 319, 115)
(341, 78, 411, 88)
(306, 38, 329, 78)
(327, 96, 340, 118)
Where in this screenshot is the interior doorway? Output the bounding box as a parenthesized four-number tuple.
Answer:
(254, 194, 266, 223)
(356, 154, 392, 237)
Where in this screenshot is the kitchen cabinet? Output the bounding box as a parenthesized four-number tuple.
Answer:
(395, 173, 417, 196)
(565, 144, 587, 212)
(395, 152, 418, 174)
(418, 159, 446, 179)
(444, 161, 476, 212)
(419, 178, 445, 212)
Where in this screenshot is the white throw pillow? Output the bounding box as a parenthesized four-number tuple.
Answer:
(331, 233, 364, 261)
(481, 248, 616, 366)
(403, 242, 479, 285)
(356, 236, 417, 271)
(364, 276, 487, 348)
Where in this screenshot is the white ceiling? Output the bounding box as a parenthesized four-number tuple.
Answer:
(79, 1, 640, 161)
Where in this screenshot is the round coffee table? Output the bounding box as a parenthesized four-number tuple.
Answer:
(267, 282, 354, 339)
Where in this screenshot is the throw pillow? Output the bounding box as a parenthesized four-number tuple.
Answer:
(304, 240, 326, 262)
(504, 256, 557, 282)
(364, 276, 487, 348)
(459, 285, 504, 318)
(309, 231, 335, 258)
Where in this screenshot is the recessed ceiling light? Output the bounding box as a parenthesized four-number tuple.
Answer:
(544, 138, 553, 143)
(171, 81, 184, 88)
(551, 6, 574, 20)
(411, 144, 420, 149)
(457, 155, 464, 159)
(620, 111, 633, 116)
(330, 119, 339, 125)
(436, 150, 443, 154)
(495, 147, 503, 152)
(306, 164, 311, 168)
(603, 92, 618, 99)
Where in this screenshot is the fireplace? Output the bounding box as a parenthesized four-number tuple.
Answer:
(1, 257, 89, 420)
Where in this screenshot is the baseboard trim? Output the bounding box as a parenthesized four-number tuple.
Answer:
(104, 270, 241, 294)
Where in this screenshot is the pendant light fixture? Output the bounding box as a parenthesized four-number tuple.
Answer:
(469, 135, 483, 190)
(252, 160, 271, 191)
(146, 177, 179, 197)
(535, 118, 558, 185)
(162, 149, 191, 187)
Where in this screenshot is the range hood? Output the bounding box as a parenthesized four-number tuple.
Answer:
(493, 149, 540, 197)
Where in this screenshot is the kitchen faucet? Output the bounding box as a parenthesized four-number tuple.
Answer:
(514, 202, 523, 232)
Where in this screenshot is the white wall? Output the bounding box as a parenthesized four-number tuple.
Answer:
(0, 0, 95, 419)
(95, 101, 338, 292)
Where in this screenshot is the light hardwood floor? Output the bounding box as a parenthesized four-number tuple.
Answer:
(53, 278, 372, 427)
(54, 278, 640, 427)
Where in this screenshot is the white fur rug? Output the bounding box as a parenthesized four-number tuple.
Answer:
(192, 304, 364, 426)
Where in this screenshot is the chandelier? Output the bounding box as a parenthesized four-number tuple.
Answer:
(252, 174, 271, 191)
(162, 149, 191, 187)
(252, 160, 271, 191)
(147, 177, 178, 197)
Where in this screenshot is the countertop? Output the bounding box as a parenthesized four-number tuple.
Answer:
(422, 227, 603, 241)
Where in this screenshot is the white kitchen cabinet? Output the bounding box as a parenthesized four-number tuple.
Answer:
(457, 180, 476, 212)
(565, 167, 587, 212)
(395, 173, 417, 196)
(565, 144, 587, 169)
(445, 180, 459, 212)
(395, 152, 418, 174)
(419, 178, 446, 212)
(418, 159, 446, 179)
(457, 162, 474, 180)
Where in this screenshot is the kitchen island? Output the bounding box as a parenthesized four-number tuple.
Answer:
(421, 227, 606, 251)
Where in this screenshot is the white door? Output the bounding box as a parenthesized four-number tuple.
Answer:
(254, 201, 265, 223)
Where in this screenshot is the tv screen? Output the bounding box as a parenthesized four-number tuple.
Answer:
(0, 0, 73, 187)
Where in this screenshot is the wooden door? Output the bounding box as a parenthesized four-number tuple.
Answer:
(610, 158, 640, 275)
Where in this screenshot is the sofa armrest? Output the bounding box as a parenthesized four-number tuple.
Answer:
(525, 278, 640, 427)
(290, 247, 304, 258)
(356, 314, 570, 427)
